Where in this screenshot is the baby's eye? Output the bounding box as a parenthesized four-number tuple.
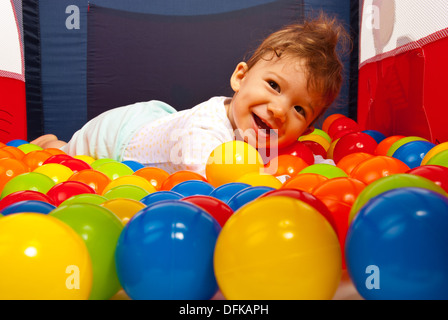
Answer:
(294, 106, 306, 117)
(268, 80, 280, 92)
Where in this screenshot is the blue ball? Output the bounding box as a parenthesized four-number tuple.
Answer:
(0, 200, 56, 216)
(6, 139, 29, 147)
(121, 160, 145, 172)
(115, 200, 221, 300)
(226, 186, 275, 212)
(346, 187, 448, 299)
(392, 140, 436, 169)
(362, 130, 386, 144)
(140, 191, 183, 206)
(208, 182, 251, 203)
(170, 180, 214, 197)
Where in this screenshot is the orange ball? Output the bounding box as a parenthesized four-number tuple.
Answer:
(68, 169, 112, 194)
(336, 152, 374, 176)
(0, 148, 14, 160)
(160, 170, 208, 191)
(22, 150, 54, 171)
(1, 146, 25, 160)
(322, 114, 346, 133)
(264, 155, 309, 178)
(281, 173, 328, 194)
(44, 148, 67, 156)
(350, 156, 410, 185)
(133, 167, 170, 191)
(0, 158, 30, 191)
(374, 135, 406, 156)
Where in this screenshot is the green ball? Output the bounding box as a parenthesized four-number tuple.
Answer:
(1, 172, 55, 200)
(50, 203, 123, 300)
(349, 173, 448, 224)
(298, 163, 348, 179)
(103, 184, 150, 201)
(17, 143, 43, 154)
(96, 162, 134, 180)
(60, 193, 109, 207)
(309, 128, 331, 143)
(91, 158, 117, 170)
(426, 149, 448, 168)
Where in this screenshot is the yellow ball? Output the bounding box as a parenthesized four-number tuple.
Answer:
(299, 134, 331, 151)
(101, 175, 157, 195)
(236, 172, 282, 189)
(206, 141, 264, 187)
(0, 213, 92, 299)
(214, 196, 341, 300)
(33, 163, 75, 184)
(100, 198, 146, 225)
(421, 142, 448, 165)
(74, 155, 96, 165)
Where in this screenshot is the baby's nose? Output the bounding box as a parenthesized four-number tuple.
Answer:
(267, 104, 287, 122)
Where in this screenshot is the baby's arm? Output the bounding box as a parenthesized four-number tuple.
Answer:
(30, 134, 67, 149)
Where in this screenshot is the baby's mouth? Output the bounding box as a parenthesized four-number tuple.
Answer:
(253, 113, 274, 132)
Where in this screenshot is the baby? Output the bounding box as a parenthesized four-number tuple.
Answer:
(32, 13, 349, 177)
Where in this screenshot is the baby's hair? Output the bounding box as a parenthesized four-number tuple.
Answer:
(246, 12, 351, 109)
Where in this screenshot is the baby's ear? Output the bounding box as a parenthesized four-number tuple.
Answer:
(230, 62, 248, 92)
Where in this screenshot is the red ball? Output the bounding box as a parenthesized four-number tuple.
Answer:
(407, 165, 448, 193)
(58, 158, 92, 173)
(0, 190, 55, 211)
(259, 188, 337, 232)
(278, 141, 314, 165)
(181, 195, 233, 227)
(42, 154, 74, 165)
(327, 117, 361, 140)
(332, 132, 378, 164)
(46, 180, 96, 206)
(300, 140, 327, 158)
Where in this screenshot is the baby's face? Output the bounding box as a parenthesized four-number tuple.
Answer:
(227, 56, 324, 149)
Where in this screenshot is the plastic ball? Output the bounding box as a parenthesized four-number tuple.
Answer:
(1, 146, 25, 160)
(298, 163, 348, 179)
(68, 169, 111, 194)
(322, 113, 346, 133)
(374, 135, 406, 156)
(6, 139, 29, 147)
(42, 154, 74, 165)
(120, 160, 145, 172)
(102, 175, 157, 195)
(206, 141, 264, 187)
(96, 161, 134, 180)
(170, 180, 215, 197)
(327, 117, 361, 140)
(362, 130, 386, 144)
(408, 165, 448, 193)
(300, 140, 327, 158)
(421, 141, 448, 165)
(17, 143, 43, 154)
(236, 172, 282, 189)
(346, 187, 448, 299)
(348, 173, 448, 225)
(326, 138, 339, 159)
(46, 181, 96, 206)
(0, 148, 15, 159)
(391, 140, 436, 169)
(57, 158, 92, 173)
(336, 152, 374, 176)
(133, 167, 170, 191)
(102, 184, 150, 201)
(0, 172, 55, 200)
(332, 132, 378, 164)
(33, 163, 74, 184)
(426, 149, 448, 168)
(281, 173, 328, 193)
(308, 128, 332, 143)
(0, 190, 55, 211)
(51, 203, 123, 300)
(21, 150, 53, 170)
(100, 198, 146, 225)
(387, 136, 428, 157)
(115, 200, 221, 299)
(208, 182, 251, 204)
(277, 141, 314, 165)
(181, 195, 233, 227)
(349, 156, 410, 185)
(59, 193, 108, 207)
(0, 200, 56, 216)
(90, 158, 117, 169)
(43, 148, 67, 156)
(226, 186, 275, 212)
(0, 213, 92, 299)
(0, 158, 29, 191)
(140, 190, 183, 207)
(259, 188, 336, 231)
(299, 134, 331, 151)
(160, 170, 208, 191)
(74, 155, 96, 164)
(264, 154, 308, 178)
(214, 196, 341, 299)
